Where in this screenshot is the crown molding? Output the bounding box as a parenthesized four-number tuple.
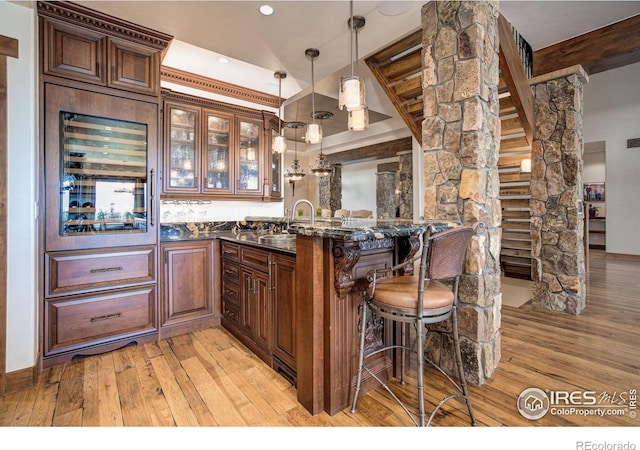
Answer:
(161, 66, 281, 109)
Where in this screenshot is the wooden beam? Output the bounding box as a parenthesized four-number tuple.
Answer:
(325, 137, 412, 165)
(533, 14, 640, 76)
(498, 14, 535, 146)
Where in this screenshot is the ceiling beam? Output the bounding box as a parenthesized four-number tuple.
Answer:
(533, 14, 640, 76)
(326, 137, 411, 165)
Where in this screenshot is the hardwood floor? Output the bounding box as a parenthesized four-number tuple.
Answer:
(1, 250, 639, 428)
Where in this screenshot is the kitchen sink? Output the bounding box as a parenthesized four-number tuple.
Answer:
(258, 234, 296, 247)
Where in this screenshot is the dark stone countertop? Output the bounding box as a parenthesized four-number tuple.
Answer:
(287, 218, 457, 241)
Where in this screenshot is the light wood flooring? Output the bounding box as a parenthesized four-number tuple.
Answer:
(1, 250, 639, 428)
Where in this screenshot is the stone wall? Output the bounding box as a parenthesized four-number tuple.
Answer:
(530, 67, 589, 314)
(421, 0, 502, 385)
(376, 171, 396, 218)
(397, 150, 413, 218)
(319, 164, 342, 213)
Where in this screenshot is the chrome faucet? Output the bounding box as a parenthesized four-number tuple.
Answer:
(291, 199, 315, 226)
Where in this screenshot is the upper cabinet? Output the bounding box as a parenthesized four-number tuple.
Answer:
(162, 90, 280, 201)
(38, 1, 172, 97)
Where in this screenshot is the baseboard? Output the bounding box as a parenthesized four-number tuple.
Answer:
(4, 365, 37, 394)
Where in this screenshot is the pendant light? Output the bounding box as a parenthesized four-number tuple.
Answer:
(310, 111, 334, 177)
(272, 71, 287, 154)
(284, 121, 306, 183)
(348, 14, 369, 131)
(304, 48, 322, 145)
(339, 1, 366, 113)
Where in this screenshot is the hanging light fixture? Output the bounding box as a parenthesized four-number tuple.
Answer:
(272, 71, 287, 154)
(310, 111, 334, 177)
(284, 121, 306, 183)
(339, 1, 366, 113)
(304, 48, 322, 145)
(348, 13, 369, 131)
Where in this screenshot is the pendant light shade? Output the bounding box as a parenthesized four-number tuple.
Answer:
(272, 71, 287, 154)
(284, 121, 306, 182)
(348, 107, 369, 131)
(310, 111, 334, 178)
(338, 2, 367, 117)
(305, 48, 322, 145)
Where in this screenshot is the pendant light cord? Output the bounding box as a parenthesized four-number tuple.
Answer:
(350, 0, 354, 78)
(311, 55, 316, 123)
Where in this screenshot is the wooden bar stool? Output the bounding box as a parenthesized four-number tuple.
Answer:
(351, 222, 484, 426)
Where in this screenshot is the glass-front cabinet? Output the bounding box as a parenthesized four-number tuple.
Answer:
(236, 117, 262, 195)
(161, 92, 279, 200)
(165, 103, 199, 193)
(204, 110, 233, 194)
(45, 84, 158, 251)
(269, 125, 283, 199)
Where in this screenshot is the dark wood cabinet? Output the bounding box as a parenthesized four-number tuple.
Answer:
(39, 1, 170, 96)
(160, 240, 220, 339)
(221, 242, 297, 382)
(271, 253, 297, 371)
(38, 1, 172, 367)
(161, 90, 279, 201)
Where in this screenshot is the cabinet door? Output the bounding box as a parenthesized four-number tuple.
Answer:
(236, 117, 263, 195)
(164, 103, 200, 193)
(43, 18, 106, 86)
(45, 84, 158, 252)
(161, 241, 214, 328)
(202, 110, 234, 194)
(240, 268, 256, 338)
(108, 37, 160, 96)
(268, 126, 283, 199)
(271, 254, 296, 368)
(253, 270, 271, 351)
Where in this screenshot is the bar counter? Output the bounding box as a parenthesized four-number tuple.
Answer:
(288, 218, 455, 415)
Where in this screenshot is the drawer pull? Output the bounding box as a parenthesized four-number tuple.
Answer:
(90, 312, 123, 322)
(90, 266, 124, 273)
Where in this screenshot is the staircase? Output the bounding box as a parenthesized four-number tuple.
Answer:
(366, 15, 534, 279)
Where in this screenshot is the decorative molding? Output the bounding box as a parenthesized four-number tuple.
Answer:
(161, 66, 281, 108)
(36, 1, 173, 50)
(161, 88, 276, 122)
(358, 238, 394, 251)
(332, 243, 360, 296)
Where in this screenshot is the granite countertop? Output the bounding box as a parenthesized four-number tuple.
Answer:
(160, 217, 458, 254)
(287, 218, 457, 241)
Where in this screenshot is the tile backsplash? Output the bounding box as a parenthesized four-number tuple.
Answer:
(160, 199, 284, 223)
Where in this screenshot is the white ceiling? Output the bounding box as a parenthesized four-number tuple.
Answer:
(73, 0, 640, 149)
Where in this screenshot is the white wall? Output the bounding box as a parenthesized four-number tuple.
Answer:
(1, 1, 38, 372)
(583, 62, 640, 255)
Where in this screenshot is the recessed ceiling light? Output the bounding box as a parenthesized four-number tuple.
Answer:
(376, 1, 413, 17)
(218, 57, 229, 64)
(259, 4, 274, 16)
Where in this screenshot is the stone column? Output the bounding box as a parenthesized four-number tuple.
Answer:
(421, 0, 502, 385)
(376, 171, 396, 218)
(530, 66, 589, 315)
(397, 150, 413, 218)
(318, 164, 342, 214)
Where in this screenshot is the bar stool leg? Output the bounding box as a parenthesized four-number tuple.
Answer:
(351, 300, 368, 414)
(416, 320, 425, 426)
(399, 322, 407, 385)
(452, 303, 477, 426)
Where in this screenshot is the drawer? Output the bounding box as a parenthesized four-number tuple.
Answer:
(222, 260, 240, 284)
(222, 300, 240, 328)
(46, 246, 155, 297)
(221, 279, 240, 304)
(221, 242, 240, 261)
(45, 286, 156, 355)
(240, 246, 269, 272)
